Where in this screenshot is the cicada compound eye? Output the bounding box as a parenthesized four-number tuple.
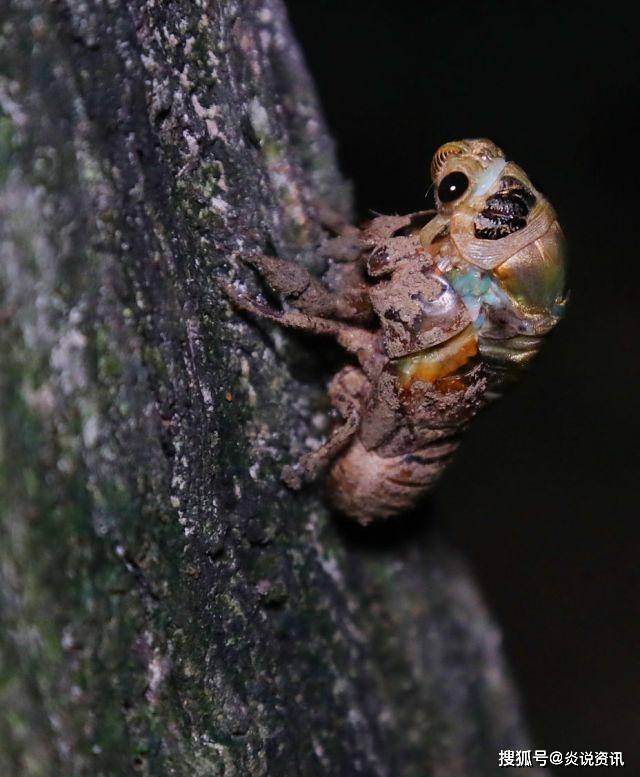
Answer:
(437, 171, 469, 203)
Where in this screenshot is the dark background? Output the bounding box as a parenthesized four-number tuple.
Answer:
(288, 0, 639, 771)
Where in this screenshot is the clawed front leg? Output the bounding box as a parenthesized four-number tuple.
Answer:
(220, 276, 383, 377)
(282, 366, 367, 489)
(242, 252, 372, 325)
(242, 254, 338, 318)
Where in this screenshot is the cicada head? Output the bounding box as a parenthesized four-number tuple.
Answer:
(429, 138, 506, 206)
(421, 139, 567, 339)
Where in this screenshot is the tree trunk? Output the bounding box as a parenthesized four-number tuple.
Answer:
(0, 2, 539, 775)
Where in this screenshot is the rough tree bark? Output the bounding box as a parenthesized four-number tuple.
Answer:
(0, 2, 541, 775)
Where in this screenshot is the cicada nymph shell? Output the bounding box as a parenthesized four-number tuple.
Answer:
(222, 138, 566, 523)
(328, 140, 566, 521)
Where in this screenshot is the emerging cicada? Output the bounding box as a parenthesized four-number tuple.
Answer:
(223, 139, 566, 523)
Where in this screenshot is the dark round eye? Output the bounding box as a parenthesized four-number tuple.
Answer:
(437, 171, 469, 203)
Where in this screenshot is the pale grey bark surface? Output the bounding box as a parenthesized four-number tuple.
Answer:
(0, 2, 539, 775)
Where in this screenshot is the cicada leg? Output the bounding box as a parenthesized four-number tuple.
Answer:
(282, 366, 367, 489)
(239, 253, 371, 324)
(219, 277, 381, 376)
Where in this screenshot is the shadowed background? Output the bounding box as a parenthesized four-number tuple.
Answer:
(288, 0, 640, 770)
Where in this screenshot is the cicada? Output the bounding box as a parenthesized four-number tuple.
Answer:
(222, 139, 566, 523)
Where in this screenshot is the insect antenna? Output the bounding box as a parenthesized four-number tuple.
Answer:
(424, 182, 435, 201)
